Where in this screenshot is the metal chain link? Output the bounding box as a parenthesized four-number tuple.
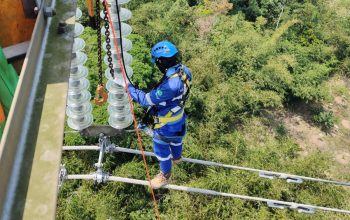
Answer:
(95, 0, 103, 85)
(103, 2, 115, 79)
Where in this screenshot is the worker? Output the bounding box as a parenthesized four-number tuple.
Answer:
(115, 41, 192, 188)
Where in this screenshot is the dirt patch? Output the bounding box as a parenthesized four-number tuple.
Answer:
(335, 152, 350, 165)
(341, 119, 350, 130)
(281, 112, 327, 153)
(281, 76, 350, 177)
(334, 96, 348, 107)
(196, 15, 216, 38)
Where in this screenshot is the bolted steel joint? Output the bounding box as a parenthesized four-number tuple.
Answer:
(94, 162, 103, 169)
(93, 169, 108, 184)
(44, 7, 56, 18)
(58, 164, 68, 188)
(105, 143, 116, 153)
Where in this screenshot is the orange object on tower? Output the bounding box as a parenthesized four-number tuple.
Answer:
(0, 0, 36, 47)
(0, 103, 5, 124)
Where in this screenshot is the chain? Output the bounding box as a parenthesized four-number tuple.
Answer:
(103, 2, 115, 79)
(95, 0, 103, 85)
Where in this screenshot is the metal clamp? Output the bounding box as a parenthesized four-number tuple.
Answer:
(105, 143, 116, 153)
(297, 206, 315, 214)
(58, 164, 67, 188)
(44, 7, 56, 18)
(93, 134, 112, 184)
(267, 202, 289, 209)
(259, 172, 275, 180)
(286, 177, 303, 184)
(267, 202, 315, 214)
(259, 172, 303, 184)
(93, 169, 109, 184)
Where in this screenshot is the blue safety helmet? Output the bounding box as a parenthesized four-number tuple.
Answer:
(151, 41, 178, 63)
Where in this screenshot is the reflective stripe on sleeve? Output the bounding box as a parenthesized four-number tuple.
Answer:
(155, 154, 172, 161)
(172, 95, 183, 101)
(145, 93, 155, 105)
(170, 142, 182, 146)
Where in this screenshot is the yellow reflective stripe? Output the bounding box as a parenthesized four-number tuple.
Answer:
(159, 110, 184, 124)
(154, 124, 162, 129)
(170, 74, 179, 78)
(165, 111, 173, 117)
(170, 72, 190, 88)
(184, 79, 191, 88)
(154, 110, 184, 129)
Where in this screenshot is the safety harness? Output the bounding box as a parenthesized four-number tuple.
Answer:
(153, 67, 192, 129)
(141, 65, 192, 129)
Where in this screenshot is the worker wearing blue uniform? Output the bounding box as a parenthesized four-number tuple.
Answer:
(123, 41, 192, 188)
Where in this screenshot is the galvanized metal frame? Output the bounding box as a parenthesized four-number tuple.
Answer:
(0, 0, 77, 219)
(3, 41, 30, 60)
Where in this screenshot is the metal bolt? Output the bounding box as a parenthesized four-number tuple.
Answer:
(44, 7, 56, 18)
(34, 6, 39, 15)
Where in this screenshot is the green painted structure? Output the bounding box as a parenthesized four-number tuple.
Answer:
(0, 47, 18, 139)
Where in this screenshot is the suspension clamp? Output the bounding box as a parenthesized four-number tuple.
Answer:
(259, 172, 303, 184)
(58, 164, 68, 188)
(105, 143, 116, 153)
(93, 169, 109, 184)
(267, 202, 315, 214)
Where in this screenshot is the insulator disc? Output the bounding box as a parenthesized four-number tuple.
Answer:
(67, 90, 91, 106)
(100, 8, 132, 22)
(72, 38, 86, 53)
(67, 114, 93, 131)
(68, 77, 90, 92)
(103, 37, 132, 52)
(70, 65, 88, 80)
(103, 52, 132, 67)
(101, 23, 132, 37)
(71, 51, 88, 68)
(76, 8, 82, 20)
(74, 23, 84, 37)
(105, 65, 133, 80)
(108, 92, 128, 105)
(108, 114, 132, 129)
(66, 102, 92, 117)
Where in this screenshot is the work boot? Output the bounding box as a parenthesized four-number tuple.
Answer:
(150, 172, 171, 189)
(172, 157, 182, 165)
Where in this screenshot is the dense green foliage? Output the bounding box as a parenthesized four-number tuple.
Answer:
(59, 0, 350, 219)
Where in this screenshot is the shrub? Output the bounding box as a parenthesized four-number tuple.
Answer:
(312, 108, 336, 129)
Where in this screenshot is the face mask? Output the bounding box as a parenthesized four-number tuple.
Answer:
(155, 59, 168, 74)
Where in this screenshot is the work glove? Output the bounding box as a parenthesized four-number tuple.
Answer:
(138, 123, 154, 137)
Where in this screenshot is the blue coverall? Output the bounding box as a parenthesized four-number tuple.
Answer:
(128, 64, 192, 173)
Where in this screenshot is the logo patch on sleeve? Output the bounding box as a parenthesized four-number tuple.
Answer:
(156, 89, 163, 99)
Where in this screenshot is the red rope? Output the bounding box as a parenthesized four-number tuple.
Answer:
(102, 1, 161, 219)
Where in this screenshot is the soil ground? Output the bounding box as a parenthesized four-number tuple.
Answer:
(280, 75, 350, 180)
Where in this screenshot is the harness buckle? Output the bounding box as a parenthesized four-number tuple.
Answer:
(153, 116, 160, 124)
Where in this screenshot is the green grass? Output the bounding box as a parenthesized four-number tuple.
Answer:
(58, 0, 350, 219)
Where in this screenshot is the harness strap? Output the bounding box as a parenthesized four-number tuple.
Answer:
(170, 69, 191, 89)
(148, 66, 192, 129)
(154, 109, 184, 129)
